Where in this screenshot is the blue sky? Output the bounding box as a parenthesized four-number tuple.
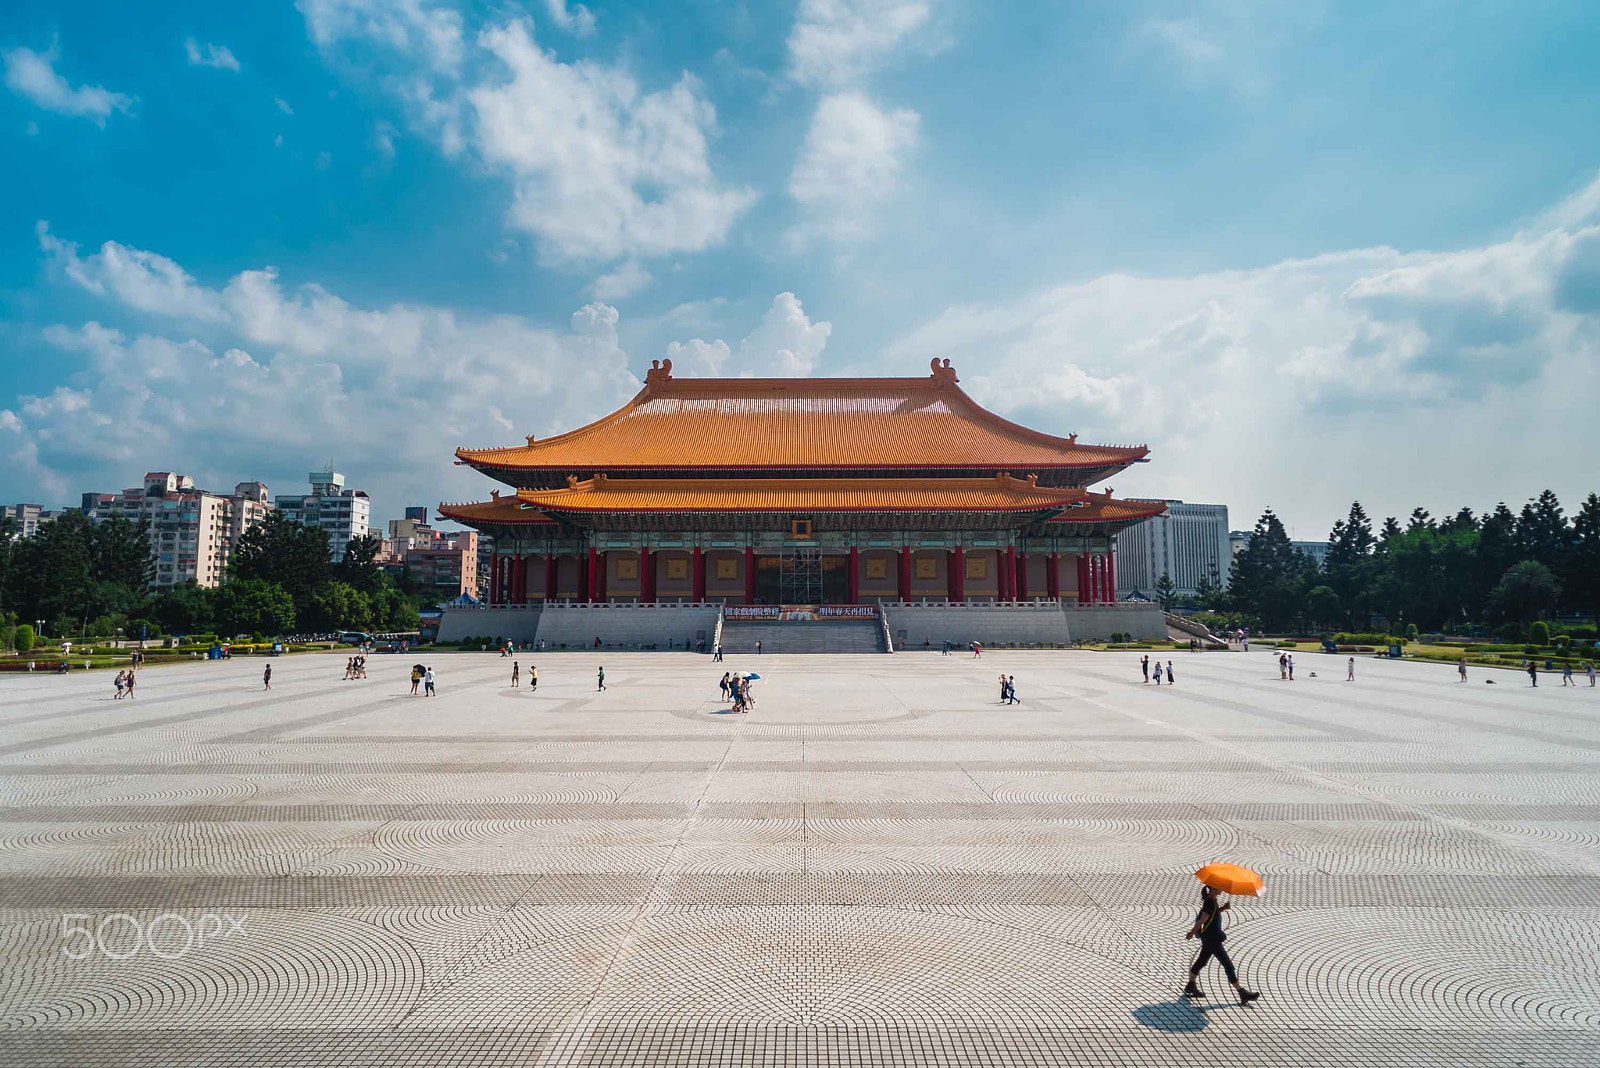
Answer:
(3, 0, 1599, 539)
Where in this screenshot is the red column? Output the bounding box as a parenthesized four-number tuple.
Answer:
(1046, 552, 1059, 601)
(1015, 549, 1027, 601)
(898, 546, 911, 602)
(692, 547, 706, 602)
(1097, 555, 1108, 603)
(950, 546, 965, 603)
(640, 547, 653, 603)
(489, 554, 500, 605)
(586, 547, 599, 602)
(1004, 546, 1018, 602)
(546, 554, 558, 602)
(1106, 551, 1117, 603)
(1077, 554, 1089, 604)
(744, 546, 756, 602)
(847, 546, 859, 603)
(597, 551, 608, 602)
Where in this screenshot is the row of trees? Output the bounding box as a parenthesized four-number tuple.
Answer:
(0, 510, 424, 641)
(1215, 490, 1600, 634)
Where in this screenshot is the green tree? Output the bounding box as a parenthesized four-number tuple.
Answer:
(1489, 561, 1561, 624)
(333, 533, 384, 596)
(1516, 490, 1569, 570)
(1529, 620, 1549, 646)
(1324, 502, 1376, 627)
(215, 579, 296, 637)
(1193, 566, 1223, 609)
(1305, 585, 1342, 629)
(1153, 572, 1177, 609)
(307, 581, 373, 631)
(15, 623, 35, 653)
(1228, 509, 1315, 631)
(1563, 493, 1600, 618)
(92, 513, 153, 591)
(153, 582, 216, 634)
(229, 512, 332, 607)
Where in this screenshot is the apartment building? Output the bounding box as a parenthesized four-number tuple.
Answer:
(1, 503, 70, 537)
(83, 473, 274, 589)
(275, 471, 371, 561)
(404, 529, 479, 598)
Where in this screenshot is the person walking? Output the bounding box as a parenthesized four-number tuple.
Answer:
(1165, 661, 1175, 685)
(261, 665, 269, 691)
(1347, 656, 1355, 682)
(1527, 660, 1539, 687)
(720, 672, 731, 701)
(1588, 661, 1596, 687)
(1459, 657, 1468, 683)
(973, 641, 982, 659)
(1141, 655, 1150, 683)
(529, 665, 538, 692)
(1183, 885, 1261, 1004)
(125, 669, 136, 698)
(1153, 660, 1162, 686)
(114, 670, 126, 699)
(410, 664, 422, 696)
(597, 665, 606, 692)
(511, 661, 520, 688)
(1278, 653, 1287, 680)
(1007, 675, 1018, 704)
(1562, 662, 1574, 687)
(1286, 653, 1295, 681)
(424, 666, 436, 696)
(999, 674, 1009, 703)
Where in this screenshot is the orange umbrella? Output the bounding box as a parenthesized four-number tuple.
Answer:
(1195, 862, 1265, 897)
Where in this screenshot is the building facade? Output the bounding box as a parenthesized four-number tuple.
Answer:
(1114, 500, 1230, 599)
(1, 504, 69, 537)
(275, 471, 371, 561)
(404, 530, 480, 597)
(83, 473, 274, 589)
(440, 359, 1164, 607)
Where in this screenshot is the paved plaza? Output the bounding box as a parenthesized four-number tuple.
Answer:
(0, 648, 1597, 1066)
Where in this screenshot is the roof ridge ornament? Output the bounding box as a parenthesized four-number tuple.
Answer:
(645, 357, 674, 388)
(929, 357, 958, 386)
(525, 434, 536, 446)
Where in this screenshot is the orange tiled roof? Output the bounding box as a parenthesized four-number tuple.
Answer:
(1046, 495, 1168, 524)
(513, 472, 1095, 514)
(436, 495, 555, 525)
(456, 359, 1147, 474)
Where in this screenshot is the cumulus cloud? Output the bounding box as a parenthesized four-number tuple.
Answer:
(469, 21, 756, 263)
(667, 292, 831, 378)
(883, 174, 1600, 532)
(787, 0, 931, 88)
(15, 226, 643, 516)
(185, 38, 241, 71)
(2, 41, 134, 124)
(788, 91, 918, 246)
(543, 0, 596, 37)
(587, 259, 653, 300)
(298, 0, 465, 72)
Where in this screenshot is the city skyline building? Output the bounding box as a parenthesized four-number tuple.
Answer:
(82, 472, 275, 589)
(1115, 500, 1231, 600)
(275, 471, 371, 562)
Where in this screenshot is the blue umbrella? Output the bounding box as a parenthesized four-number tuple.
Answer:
(744, 673, 761, 680)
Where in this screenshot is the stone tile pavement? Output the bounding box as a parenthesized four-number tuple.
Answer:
(0, 648, 1597, 1065)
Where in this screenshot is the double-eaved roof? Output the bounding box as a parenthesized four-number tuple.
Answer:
(455, 358, 1146, 485)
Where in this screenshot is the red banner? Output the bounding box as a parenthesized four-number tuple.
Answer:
(724, 604, 878, 621)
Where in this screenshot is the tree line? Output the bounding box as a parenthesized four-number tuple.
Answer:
(0, 509, 424, 642)
(1201, 490, 1600, 636)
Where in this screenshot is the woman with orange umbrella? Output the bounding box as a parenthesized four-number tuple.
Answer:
(1183, 867, 1262, 1004)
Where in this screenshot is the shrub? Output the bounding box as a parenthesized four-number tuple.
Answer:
(1405, 623, 1419, 642)
(15, 624, 35, 653)
(0, 624, 13, 651)
(1529, 621, 1550, 646)
(1523, 644, 1540, 655)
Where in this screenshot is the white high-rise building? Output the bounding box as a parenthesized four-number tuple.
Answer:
(1115, 500, 1231, 599)
(275, 471, 371, 561)
(83, 473, 274, 589)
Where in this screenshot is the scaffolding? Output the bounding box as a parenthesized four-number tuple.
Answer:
(778, 546, 823, 604)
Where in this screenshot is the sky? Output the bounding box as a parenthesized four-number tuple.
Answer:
(3, 0, 1599, 542)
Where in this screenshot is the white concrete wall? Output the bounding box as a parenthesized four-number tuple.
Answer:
(534, 604, 720, 650)
(436, 605, 543, 643)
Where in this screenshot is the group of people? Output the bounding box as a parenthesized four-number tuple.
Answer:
(409, 664, 436, 696)
(1140, 655, 1176, 685)
(112, 668, 137, 698)
(342, 656, 369, 680)
(997, 674, 1019, 703)
(509, 661, 539, 690)
(718, 671, 756, 712)
(1530, 659, 1598, 687)
(1278, 652, 1295, 680)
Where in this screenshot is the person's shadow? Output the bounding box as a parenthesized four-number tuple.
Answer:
(1131, 999, 1210, 1033)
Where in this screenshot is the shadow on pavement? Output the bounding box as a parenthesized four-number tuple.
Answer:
(1131, 999, 1210, 1033)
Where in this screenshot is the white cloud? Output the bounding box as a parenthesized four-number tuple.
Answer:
(787, 0, 931, 88)
(18, 228, 643, 516)
(668, 292, 832, 378)
(587, 259, 653, 300)
(184, 38, 241, 71)
(543, 0, 596, 38)
(297, 0, 465, 72)
(469, 20, 757, 263)
(1139, 18, 1223, 68)
(883, 173, 1600, 533)
(788, 91, 918, 246)
(2, 42, 134, 124)
(275, 96, 295, 115)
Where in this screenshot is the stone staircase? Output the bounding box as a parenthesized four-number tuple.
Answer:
(719, 620, 887, 654)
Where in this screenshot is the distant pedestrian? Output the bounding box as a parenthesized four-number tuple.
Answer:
(1527, 660, 1538, 687)
(593, 636, 602, 649)
(1279, 653, 1287, 680)
(114, 670, 126, 699)
(714, 644, 723, 662)
(1141, 655, 1150, 683)
(529, 665, 538, 691)
(1153, 661, 1162, 686)
(1562, 662, 1574, 686)
(261, 665, 270, 691)
(410, 665, 422, 695)
(1589, 662, 1596, 687)
(1458, 657, 1468, 683)
(424, 666, 436, 696)
(999, 674, 1009, 702)
(1183, 885, 1260, 1004)
(720, 672, 730, 700)
(511, 661, 520, 688)
(125, 670, 136, 698)
(1165, 661, 1174, 685)
(597, 666, 606, 691)
(1286, 654, 1295, 681)
(973, 641, 982, 659)
(1007, 675, 1018, 704)
(755, 640, 762, 655)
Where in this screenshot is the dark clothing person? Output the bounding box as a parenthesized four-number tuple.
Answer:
(1184, 887, 1259, 1004)
(1528, 661, 1538, 687)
